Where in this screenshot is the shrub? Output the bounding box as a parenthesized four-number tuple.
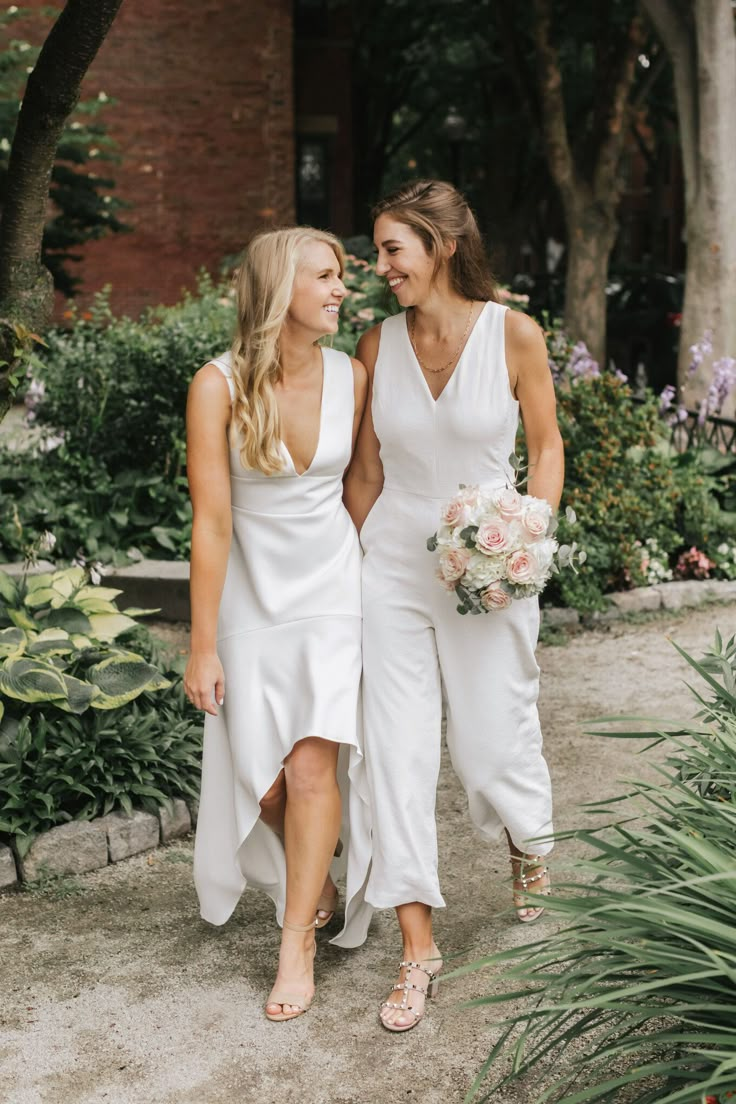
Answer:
(0, 565, 200, 850)
(466, 632, 736, 1104)
(546, 350, 725, 610)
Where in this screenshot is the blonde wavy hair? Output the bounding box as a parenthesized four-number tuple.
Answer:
(230, 226, 345, 475)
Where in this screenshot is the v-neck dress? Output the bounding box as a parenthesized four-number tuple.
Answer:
(192, 347, 373, 948)
(360, 302, 553, 911)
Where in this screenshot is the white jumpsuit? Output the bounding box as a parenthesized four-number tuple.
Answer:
(193, 348, 373, 948)
(361, 302, 553, 911)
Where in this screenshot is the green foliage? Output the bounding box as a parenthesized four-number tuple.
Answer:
(0, 565, 201, 847)
(0, 7, 128, 295)
(0, 276, 234, 563)
(466, 633, 736, 1104)
(0, 565, 167, 714)
(546, 367, 725, 610)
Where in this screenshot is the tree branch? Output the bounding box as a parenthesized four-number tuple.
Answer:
(0, 0, 124, 318)
(532, 0, 577, 208)
(640, 0, 698, 205)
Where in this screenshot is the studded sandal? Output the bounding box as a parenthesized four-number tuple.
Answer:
(379, 957, 442, 1033)
(264, 919, 316, 1022)
(512, 854, 551, 923)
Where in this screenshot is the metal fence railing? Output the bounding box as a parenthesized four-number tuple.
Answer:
(671, 411, 736, 454)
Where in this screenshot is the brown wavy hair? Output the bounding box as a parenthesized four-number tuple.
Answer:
(372, 180, 498, 303)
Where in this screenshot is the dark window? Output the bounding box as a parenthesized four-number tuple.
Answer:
(296, 137, 331, 228)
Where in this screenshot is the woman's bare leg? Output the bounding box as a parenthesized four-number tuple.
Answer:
(265, 737, 341, 1016)
(380, 902, 441, 1028)
(260, 764, 338, 922)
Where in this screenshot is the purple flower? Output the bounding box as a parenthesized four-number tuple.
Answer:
(659, 384, 676, 414)
(568, 341, 600, 382)
(698, 354, 736, 423)
(688, 331, 713, 376)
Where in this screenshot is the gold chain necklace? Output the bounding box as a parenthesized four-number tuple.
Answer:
(408, 302, 475, 375)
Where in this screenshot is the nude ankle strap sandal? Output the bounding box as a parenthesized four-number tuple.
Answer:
(265, 919, 315, 1023)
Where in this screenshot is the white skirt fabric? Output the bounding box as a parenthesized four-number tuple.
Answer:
(192, 348, 373, 948)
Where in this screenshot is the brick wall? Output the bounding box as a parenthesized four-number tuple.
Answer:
(22, 0, 295, 317)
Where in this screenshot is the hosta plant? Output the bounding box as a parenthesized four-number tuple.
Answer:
(464, 632, 736, 1104)
(0, 564, 202, 852)
(0, 565, 167, 716)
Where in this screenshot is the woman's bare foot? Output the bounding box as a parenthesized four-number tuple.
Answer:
(315, 872, 339, 926)
(265, 922, 316, 1021)
(379, 943, 442, 1031)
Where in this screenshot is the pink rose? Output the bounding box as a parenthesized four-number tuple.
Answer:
(435, 565, 458, 592)
(494, 487, 522, 520)
(441, 497, 467, 526)
(458, 484, 482, 509)
(520, 505, 549, 540)
(507, 549, 538, 585)
(481, 582, 512, 611)
(439, 547, 471, 583)
(475, 519, 510, 555)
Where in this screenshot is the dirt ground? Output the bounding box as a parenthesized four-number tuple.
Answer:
(0, 602, 730, 1104)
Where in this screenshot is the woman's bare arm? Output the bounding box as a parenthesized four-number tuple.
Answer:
(343, 326, 385, 532)
(505, 310, 564, 510)
(184, 363, 233, 715)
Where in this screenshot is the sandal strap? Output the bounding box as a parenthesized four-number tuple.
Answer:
(518, 866, 549, 889)
(398, 960, 436, 980)
(283, 918, 317, 932)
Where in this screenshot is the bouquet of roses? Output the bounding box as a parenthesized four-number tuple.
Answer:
(427, 478, 584, 615)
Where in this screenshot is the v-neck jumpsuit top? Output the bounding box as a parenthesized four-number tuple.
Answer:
(193, 347, 373, 948)
(360, 302, 553, 911)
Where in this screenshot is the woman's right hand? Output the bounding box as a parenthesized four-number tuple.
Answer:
(184, 652, 225, 716)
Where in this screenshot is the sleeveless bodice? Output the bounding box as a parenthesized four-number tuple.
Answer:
(372, 302, 517, 500)
(209, 347, 361, 638)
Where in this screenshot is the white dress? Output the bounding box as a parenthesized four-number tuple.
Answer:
(361, 303, 553, 910)
(193, 347, 373, 948)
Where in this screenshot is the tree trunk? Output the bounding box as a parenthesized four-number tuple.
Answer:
(0, 0, 124, 420)
(642, 0, 736, 403)
(563, 199, 617, 365)
(532, 0, 645, 364)
(678, 0, 736, 403)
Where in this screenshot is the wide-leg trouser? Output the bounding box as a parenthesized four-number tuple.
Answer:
(361, 487, 553, 910)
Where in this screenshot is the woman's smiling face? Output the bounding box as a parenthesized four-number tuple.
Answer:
(287, 240, 346, 337)
(373, 214, 437, 307)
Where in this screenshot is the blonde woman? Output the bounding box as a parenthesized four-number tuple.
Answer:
(185, 227, 372, 1022)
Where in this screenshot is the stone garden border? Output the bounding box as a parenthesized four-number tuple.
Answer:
(0, 798, 198, 893)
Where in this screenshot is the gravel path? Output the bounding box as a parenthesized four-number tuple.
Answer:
(0, 602, 730, 1104)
